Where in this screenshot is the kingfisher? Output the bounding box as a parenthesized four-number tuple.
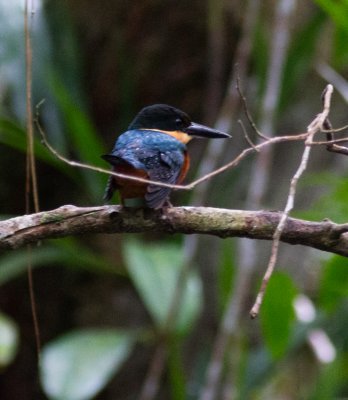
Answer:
(102, 104, 231, 209)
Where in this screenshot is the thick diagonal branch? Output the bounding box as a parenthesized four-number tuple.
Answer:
(1, 205, 348, 257)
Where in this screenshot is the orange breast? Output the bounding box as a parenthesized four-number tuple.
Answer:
(114, 164, 149, 199)
(113, 152, 190, 201)
(177, 153, 190, 184)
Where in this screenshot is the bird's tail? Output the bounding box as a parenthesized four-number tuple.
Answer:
(103, 175, 117, 201)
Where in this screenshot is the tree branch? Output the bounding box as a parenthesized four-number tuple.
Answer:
(1, 205, 348, 257)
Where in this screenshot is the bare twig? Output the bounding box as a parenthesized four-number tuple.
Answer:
(238, 119, 259, 151)
(326, 145, 348, 156)
(312, 137, 348, 145)
(250, 84, 334, 318)
(236, 75, 269, 140)
(187, 133, 307, 188)
(199, 3, 298, 396)
(36, 103, 309, 191)
(25, 0, 41, 359)
(322, 109, 348, 156)
(202, 3, 297, 398)
(321, 124, 348, 134)
(25, 0, 39, 213)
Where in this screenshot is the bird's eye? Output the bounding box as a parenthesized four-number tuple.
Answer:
(175, 118, 183, 127)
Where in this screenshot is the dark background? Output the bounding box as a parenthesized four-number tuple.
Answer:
(1, 1, 348, 399)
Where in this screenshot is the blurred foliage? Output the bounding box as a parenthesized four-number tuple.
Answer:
(319, 255, 348, 312)
(0, 312, 19, 369)
(260, 272, 298, 360)
(217, 239, 236, 313)
(40, 329, 134, 400)
(297, 169, 348, 223)
(279, 10, 326, 113)
(124, 240, 202, 334)
(1, 1, 348, 399)
(313, 0, 348, 67)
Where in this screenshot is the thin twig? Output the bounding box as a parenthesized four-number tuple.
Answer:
(321, 124, 348, 134)
(36, 102, 309, 191)
(199, 2, 263, 400)
(326, 144, 348, 156)
(25, 0, 41, 359)
(35, 112, 186, 190)
(250, 84, 334, 318)
(208, 3, 296, 397)
(141, 2, 263, 398)
(322, 107, 348, 156)
(238, 119, 259, 151)
(187, 133, 308, 188)
(312, 137, 348, 145)
(25, 0, 39, 213)
(236, 74, 269, 140)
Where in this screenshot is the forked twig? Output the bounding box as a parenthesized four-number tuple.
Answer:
(35, 84, 344, 327)
(236, 74, 269, 140)
(324, 117, 348, 156)
(35, 102, 310, 192)
(238, 119, 259, 151)
(250, 84, 334, 318)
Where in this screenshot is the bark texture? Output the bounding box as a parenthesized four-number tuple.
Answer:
(1, 205, 348, 256)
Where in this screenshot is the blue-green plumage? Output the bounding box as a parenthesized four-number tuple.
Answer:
(102, 104, 231, 209)
(104, 129, 186, 208)
(112, 129, 186, 171)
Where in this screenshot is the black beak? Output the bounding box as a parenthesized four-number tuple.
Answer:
(183, 122, 231, 139)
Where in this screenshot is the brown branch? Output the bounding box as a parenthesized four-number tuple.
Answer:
(1, 205, 348, 256)
(326, 144, 348, 156)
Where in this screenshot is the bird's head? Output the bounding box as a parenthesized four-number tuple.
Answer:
(128, 104, 231, 143)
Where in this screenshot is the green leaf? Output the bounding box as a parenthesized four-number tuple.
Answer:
(260, 272, 297, 359)
(296, 173, 348, 223)
(217, 240, 236, 313)
(279, 10, 326, 112)
(0, 239, 118, 285)
(0, 118, 73, 177)
(40, 329, 134, 400)
(0, 246, 65, 285)
(313, 0, 348, 34)
(333, 25, 348, 67)
(319, 255, 348, 311)
(123, 240, 202, 333)
(0, 312, 19, 368)
(168, 338, 186, 400)
(49, 74, 106, 201)
(54, 238, 120, 275)
(308, 356, 348, 400)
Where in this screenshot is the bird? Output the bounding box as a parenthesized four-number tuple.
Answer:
(102, 104, 231, 209)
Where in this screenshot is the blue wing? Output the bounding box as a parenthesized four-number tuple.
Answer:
(104, 130, 186, 208)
